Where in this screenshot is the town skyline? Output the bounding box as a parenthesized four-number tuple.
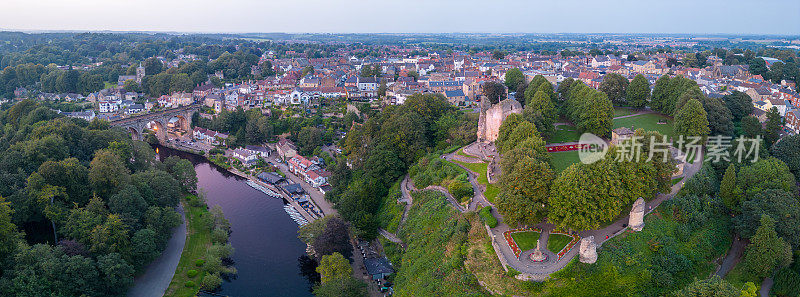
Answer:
(2, 0, 799, 35)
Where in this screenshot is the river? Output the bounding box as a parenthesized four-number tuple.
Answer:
(155, 145, 317, 297)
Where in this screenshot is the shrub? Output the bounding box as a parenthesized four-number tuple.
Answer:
(201, 272, 223, 291)
(478, 206, 498, 228)
(448, 181, 473, 202)
(505, 267, 520, 277)
(184, 281, 196, 288)
(187, 269, 199, 278)
(195, 259, 205, 267)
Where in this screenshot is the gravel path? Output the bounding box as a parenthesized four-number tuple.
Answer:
(128, 205, 187, 297)
(715, 236, 745, 277)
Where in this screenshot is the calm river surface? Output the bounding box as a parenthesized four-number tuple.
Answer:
(155, 145, 317, 297)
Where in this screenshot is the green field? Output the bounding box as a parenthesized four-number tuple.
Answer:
(510, 231, 540, 251)
(613, 113, 675, 139)
(453, 160, 499, 203)
(550, 151, 581, 173)
(547, 233, 573, 254)
(549, 125, 581, 144)
(165, 199, 211, 297)
(613, 107, 636, 118)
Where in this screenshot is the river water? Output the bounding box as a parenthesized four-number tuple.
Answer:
(155, 145, 317, 297)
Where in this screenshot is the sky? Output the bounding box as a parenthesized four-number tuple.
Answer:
(1, 0, 799, 35)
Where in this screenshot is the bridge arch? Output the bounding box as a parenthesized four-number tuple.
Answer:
(127, 127, 142, 141)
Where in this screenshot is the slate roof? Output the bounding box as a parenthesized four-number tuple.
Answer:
(364, 258, 394, 276)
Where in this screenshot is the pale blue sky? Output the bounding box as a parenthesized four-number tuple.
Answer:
(1, 0, 798, 35)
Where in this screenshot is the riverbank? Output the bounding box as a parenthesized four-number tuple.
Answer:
(165, 197, 212, 297)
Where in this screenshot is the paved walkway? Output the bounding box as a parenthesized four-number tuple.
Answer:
(715, 236, 745, 277)
(761, 277, 773, 297)
(612, 110, 654, 119)
(128, 205, 187, 297)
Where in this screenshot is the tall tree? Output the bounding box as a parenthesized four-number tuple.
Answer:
(522, 89, 557, 138)
(771, 134, 800, 177)
(764, 107, 782, 147)
(741, 116, 763, 139)
(674, 99, 710, 139)
(497, 157, 554, 227)
(719, 164, 742, 211)
(504, 68, 524, 92)
(626, 74, 650, 109)
(742, 215, 792, 278)
(482, 81, 506, 104)
(598, 73, 628, 104)
(723, 91, 753, 121)
(88, 150, 131, 198)
(316, 252, 352, 284)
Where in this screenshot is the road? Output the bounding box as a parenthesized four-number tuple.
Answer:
(128, 205, 187, 297)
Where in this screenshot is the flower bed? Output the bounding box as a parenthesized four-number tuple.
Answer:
(545, 143, 588, 152)
(503, 228, 541, 259)
(551, 232, 581, 261)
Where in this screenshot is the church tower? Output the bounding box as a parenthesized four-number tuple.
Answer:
(135, 63, 145, 83)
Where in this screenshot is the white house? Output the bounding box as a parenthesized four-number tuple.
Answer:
(232, 148, 258, 166)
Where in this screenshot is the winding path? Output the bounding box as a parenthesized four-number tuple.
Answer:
(128, 205, 187, 297)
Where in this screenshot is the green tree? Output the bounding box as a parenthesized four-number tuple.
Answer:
(673, 276, 740, 297)
(316, 252, 352, 283)
(89, 150, 130, 198)
(491, 50, 505, 60)
(0, 197, 22, 268)
(497, 157, 553, 227)
(626, 74, 650, 109)
(742, 215, 793, 278)
(130, 228, 159, 270)
(523, 89, 557, 138)
(718, 164, 742, 211)
(548, 160, 633, 230)
(143, 57, 162, 76)
(737, 157, 797, 196)
(764, 107, 782, 147)
(741, 116, 763, 138)
(723, 91, 753, 121)
(674, 99, 710, 139)
(313, 276, 368, 297)
(90, 214, 131, 257)
(108, 185, 147, 229)
(504, 68, 524, 92)
(734, 189, 800, 250)
(599, 73, 628, 104)
(771, 134, 800, 177)
(97, 252, 134, 296)
(482, 81, 506, 104)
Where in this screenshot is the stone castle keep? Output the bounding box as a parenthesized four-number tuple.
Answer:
(477, 98, 522, 142)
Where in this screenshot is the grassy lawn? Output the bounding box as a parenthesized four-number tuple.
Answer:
(510, 231, 540, 251)
(548, 125, 581, 144)
(456, 147, 475, 158)
(613, 113, 675, 139)
(549, 151, 581, 173)
(165, 199, 211, 297)
(453, 160, 499, 203)
(613, 107, 637, 118)
(724, 263, 761, 291)
(547, 233, 573, 254)
(671, 177, 684, 186)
